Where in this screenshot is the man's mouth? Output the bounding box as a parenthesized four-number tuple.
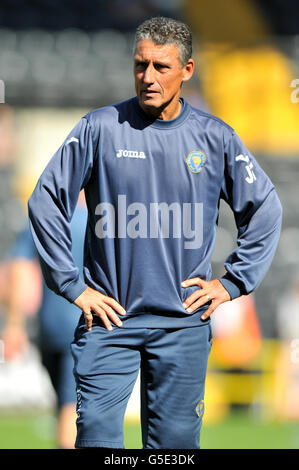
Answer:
(142, 90, 159, 94)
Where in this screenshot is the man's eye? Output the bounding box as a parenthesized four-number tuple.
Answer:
(135, 63, 147, 69)
(155, 64, 168, 71)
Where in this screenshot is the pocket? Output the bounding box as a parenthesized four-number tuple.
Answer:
(71, 334, 101, 376)
(72, 313, 85, 343)
(71, 321, 109, 377)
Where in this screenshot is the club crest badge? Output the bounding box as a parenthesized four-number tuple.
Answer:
(186, 151, 206, 173)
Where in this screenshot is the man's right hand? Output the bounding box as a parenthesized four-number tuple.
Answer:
(73, 286, 126, 331)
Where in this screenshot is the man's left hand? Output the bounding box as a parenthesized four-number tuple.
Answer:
(181, 277, 231, 320)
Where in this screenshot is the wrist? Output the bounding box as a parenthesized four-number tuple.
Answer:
(218, 274, 242, 300)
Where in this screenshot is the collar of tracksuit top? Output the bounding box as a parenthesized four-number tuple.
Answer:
(132, 96, 190, 129)
(27, 95, 282, 329)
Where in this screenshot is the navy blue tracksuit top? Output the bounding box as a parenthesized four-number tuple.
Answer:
(28, 97, 282, 328)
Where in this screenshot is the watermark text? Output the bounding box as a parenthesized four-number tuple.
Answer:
(290, 79, 299, 103)
(95, 195, 203, 249)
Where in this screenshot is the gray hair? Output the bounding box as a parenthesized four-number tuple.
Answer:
(134, 17, 192, 67)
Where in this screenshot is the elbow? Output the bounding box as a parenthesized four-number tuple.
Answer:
(27, 194, 32, 212)
(267, 189, 282, 231)
(278, 198, 283, 220)
(27, 187, 39, 222)
(274, 193, 283, 230)
(27, 193, 34, 217)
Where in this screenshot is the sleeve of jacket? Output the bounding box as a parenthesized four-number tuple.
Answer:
(28, 117, 94, 303)
(218, 128, 282, 300)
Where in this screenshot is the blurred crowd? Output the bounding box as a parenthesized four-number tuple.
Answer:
(0, 0, 182, 31)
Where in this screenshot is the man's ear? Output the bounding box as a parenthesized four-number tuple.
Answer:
(182, 58, 194, 83)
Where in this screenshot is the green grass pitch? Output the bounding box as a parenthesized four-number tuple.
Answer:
(0, 410, 298, 449)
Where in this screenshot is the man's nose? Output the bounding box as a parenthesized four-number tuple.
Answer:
(143, 64, 155, 84)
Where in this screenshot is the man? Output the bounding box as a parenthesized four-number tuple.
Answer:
(28, 17, 282, 449)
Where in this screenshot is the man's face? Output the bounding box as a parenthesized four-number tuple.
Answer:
(134, 39, 194, 118)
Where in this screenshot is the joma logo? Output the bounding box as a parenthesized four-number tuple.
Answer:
(116, 149, 146, 159)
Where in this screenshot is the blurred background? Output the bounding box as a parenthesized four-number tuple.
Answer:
(0, 0, 299, 449)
